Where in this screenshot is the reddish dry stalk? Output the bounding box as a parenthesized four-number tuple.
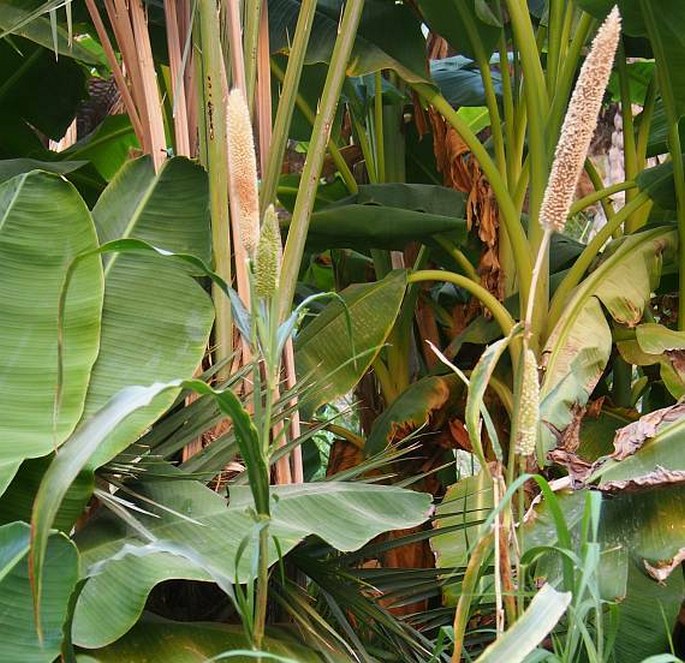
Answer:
(164, 0, 191, 157)
(284, 338, 303, 483)
(84, 0, 144, 141)
(129, 0, 167, 171)
(225, 0, 247, 94)
(256, 2, 272, 175)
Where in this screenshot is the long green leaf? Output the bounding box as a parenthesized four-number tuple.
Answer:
(295, 270, 407, 414)
(475, 584, 571, 663)
(0, 171, 103, 494)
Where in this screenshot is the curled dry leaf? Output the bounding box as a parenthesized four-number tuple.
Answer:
(644, 547, 685, 583)
(598, 466, 685, 493)
(610, 401, 685, 461)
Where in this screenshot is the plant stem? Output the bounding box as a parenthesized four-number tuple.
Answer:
(374, 71, 386, 182)
(546, 0, 564, 93)
(411, 83, 532, 309)
(197, 0, 233, 377)
(243, 0, 262, 110)
(434, 235, 480, 282)
(456, 3, 507, 180)
(639, 0, 685, 328)
(277, 0, 366, 323)
(408, 270, 515, 339)
(568, 180, 636, 217)
(617, 42, 640, 232)
(253, 520, 270, 651)
(451, 532, 494, 662)
(261, 0, 318, 210)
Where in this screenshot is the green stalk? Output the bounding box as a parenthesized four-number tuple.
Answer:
(617, 42, 640, 232)
(269, 59, 357, 194)
(411, 83, 532, 308)
(584, 158, 617, 228)
(277, 0, 366, 323)
(408, 270, 515, 339)
(640, 0, 685, 328)
(636, 75, 657, 163)
(198, 0, 233, 377)
(451, 532, 494, 662)
(253, 521, 270, 652)
(547, 191, 651, 331)
(547, 12, 594, 146)
(506, 0, 549, 338)
(261, 0, 318, 210)
(434, 235, 480, 282)
(546, 0, 564, 92)
(243, 0, 262, 110)
(374, 71, 386, 182)
(568, 181, 636, 217)
(456, 3, 507, 180)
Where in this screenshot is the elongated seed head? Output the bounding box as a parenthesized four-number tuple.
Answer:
(516, 348, 540, 457)
(255, 204, 282, 298)
(226, 88, 260, 256)
(540, 6, 622, 233)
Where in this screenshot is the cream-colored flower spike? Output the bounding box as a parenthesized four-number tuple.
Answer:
(516, 347, 540, 456)
(540, 6, 622, 233)
(226, 89, 260, 256)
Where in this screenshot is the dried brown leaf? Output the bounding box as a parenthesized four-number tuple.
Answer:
(644, 547, 685, 583)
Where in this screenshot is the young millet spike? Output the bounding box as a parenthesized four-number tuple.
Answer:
(516, 348, 540, 456)
(539, 6, 622, 233)
(255, 204, 282, 299)
(226, 88, 260, 256)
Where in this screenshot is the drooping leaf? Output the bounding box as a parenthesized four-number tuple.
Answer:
(76, 619, 336, 662)
(0, 171, 103, 494)
(431, 470, 493, 604)
(0, 158, 87, 183)
(541, 228, 677, 455)
(0, 522, 79, 662)
(295, 270, 407, 414)
(366, 374, 462, 457)
(430, 55, 502, 107)
(475, 584, 572, 663)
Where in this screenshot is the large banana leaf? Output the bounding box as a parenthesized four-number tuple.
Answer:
(83, 156, 213, 468)
(0, 522, 79, 663)
(0, 171, 103, 494)
(73, 476, 431, 648)
(269, 0, 428, 83)
(76, 619, 341, 662)
(303, 184, 468, 251)
(541, 228, 677, 455)
(295, 270, 407, 413)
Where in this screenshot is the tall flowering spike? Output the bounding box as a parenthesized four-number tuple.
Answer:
(540, 6, 621, 233)
(516, 348, 540, 457)
(226, 88, 260, 256)
(255, 204, 282, 299)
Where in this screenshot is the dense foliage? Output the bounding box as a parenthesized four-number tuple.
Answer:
(0, 1, 683, 661)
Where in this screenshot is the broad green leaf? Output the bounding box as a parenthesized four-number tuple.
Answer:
(0, 172, 103, 489)
(295, 270, 407, 413)
(83, 157, 213, 468)
(366, 374, 462, 456)
(431, 470, 493, 604)
(430, 56, 502, 108)
(303, 183, 468, 252)
(72, 475, 430, 648)
(636, 322, 685, 353)
(612, 561, 684, 663)
(541, 228, 677, 455)
(0, 522, 78, 662)
(475, 584, 571, 663)
(270, 0, 428, 83)
(0, 158, 87, 183)
(75, 619, 334, 662)
(32, 379, 430, 647)
(636, 156, 683, 210)
(417, 0, 503, 60)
